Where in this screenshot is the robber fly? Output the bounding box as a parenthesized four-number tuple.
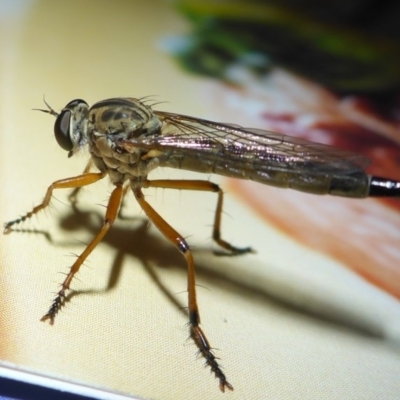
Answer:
(4, 97, 400, 392)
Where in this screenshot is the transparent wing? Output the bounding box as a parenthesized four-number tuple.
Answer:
(120, 111, 371, 194)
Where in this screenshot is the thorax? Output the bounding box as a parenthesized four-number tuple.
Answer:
(85, 98, 162, 184)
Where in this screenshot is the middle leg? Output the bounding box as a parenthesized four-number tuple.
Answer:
(41, 184, 124, 324)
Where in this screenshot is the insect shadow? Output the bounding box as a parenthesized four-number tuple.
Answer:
(33, 196, 394, 347)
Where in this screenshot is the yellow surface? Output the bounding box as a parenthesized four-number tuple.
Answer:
(1, 1, 400, 400)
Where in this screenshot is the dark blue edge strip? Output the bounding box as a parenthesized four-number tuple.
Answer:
(0, 376, 95, 400)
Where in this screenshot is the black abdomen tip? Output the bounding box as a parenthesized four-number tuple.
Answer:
(369, 176, 400, 197)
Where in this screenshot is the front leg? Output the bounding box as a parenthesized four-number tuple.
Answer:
(4, 172, 106, 234)
(67, 160, 95, 204)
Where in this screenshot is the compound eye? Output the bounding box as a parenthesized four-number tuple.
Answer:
(54, 109, 73, 151)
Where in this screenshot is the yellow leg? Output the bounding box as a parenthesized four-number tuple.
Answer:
(133, 186, 234, 392)
(143, 179, 252, 254)
(4, 172, 106, 234)
(41, 184, 123, 324)
(67, 160, 95, 204)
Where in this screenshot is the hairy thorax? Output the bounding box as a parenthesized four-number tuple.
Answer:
(86, 98, 162, 184)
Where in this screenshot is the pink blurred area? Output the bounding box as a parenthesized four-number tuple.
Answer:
(229, 180, 400, 299)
